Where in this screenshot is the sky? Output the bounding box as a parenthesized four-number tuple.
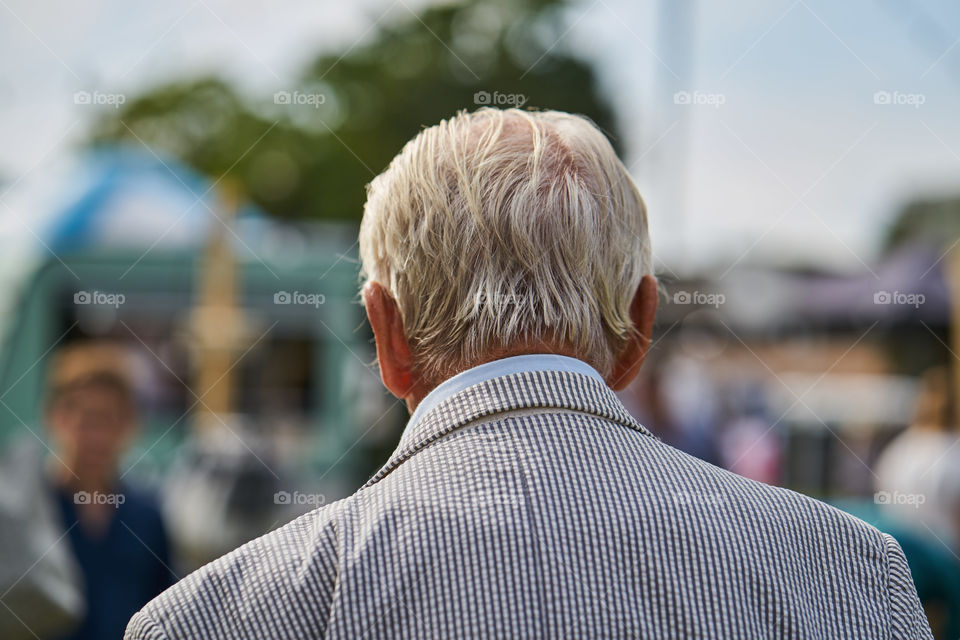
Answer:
(0, 0, 958, 275)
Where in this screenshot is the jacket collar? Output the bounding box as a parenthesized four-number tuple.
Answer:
(362, 368, 656, 488)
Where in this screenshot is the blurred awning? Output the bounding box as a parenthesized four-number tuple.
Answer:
(664, 244, 950, 330)
(44, 147, 265, 252)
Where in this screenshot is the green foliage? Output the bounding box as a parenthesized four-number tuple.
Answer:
(883, 195, 960, 254)
(88, 0, 619, 221)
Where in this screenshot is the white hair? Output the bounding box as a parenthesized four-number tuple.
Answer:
(359, 107, 652, 385)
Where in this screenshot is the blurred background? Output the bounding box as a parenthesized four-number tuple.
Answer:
(1, 0, 959, 637)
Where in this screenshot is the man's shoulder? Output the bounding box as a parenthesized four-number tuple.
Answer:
(127, 499, 348, 639)
(650, 437, 889, 550)
(419, 409, 890, 555)
(381, 410, 890, 556)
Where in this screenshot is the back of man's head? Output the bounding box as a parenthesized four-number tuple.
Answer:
(359, 107, 652, 385)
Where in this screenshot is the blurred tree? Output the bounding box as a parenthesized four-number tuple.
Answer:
(879, 195, 960, 379)
(883, 195, 960, 254)
(87, 0, 619, 221)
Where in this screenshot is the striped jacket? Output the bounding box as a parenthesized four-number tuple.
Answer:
(126, 368, 932, 639)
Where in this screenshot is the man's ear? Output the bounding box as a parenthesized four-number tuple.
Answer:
(606, 274, 658, 391)
(363, 282, 417, 399)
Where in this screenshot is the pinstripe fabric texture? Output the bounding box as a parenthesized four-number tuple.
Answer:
(126, 369, 932, 639)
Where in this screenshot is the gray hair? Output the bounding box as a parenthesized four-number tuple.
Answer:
(359, 108, 652, 384)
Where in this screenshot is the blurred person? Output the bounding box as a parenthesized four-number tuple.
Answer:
(875, 367, 958, 540)
(46, 342, 175, 640)
(127, 108, 931, 638)
(872, 366, 960, 637)
(619, 353, 721, 463)
(717, 379, 782, 485)
(0, 440, 84, 639)
(718, 414, 781, 485)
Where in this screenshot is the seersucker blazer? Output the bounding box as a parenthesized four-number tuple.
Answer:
(126, 368, 932, 639)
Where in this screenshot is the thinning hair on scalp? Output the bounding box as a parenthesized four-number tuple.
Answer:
(359, 107, 652, 385)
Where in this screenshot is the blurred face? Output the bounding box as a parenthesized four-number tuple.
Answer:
(48, 385, 135, 482)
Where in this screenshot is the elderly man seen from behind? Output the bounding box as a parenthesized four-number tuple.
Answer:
(127, 108, 931, 640)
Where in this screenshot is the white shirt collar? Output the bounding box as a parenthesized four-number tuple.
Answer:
(406, 353, 605, 431)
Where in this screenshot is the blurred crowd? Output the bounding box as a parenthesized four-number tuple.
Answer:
(0, 331, 957, 638)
